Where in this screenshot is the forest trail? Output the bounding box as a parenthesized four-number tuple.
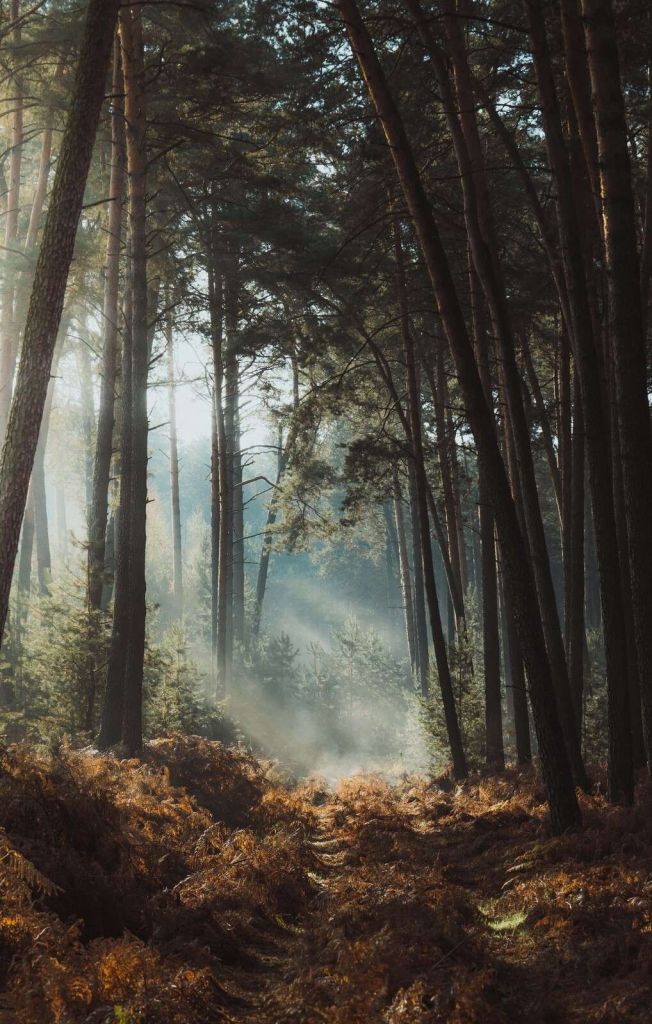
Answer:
(227, 771, 652, 1024)
(0, 739, 651, 1023)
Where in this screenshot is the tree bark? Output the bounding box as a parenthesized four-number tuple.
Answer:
(0, 0, 24, 441)
(408, 465, 429, 698)
(208, 252, 231, 695)
(88, 42, 125, 612)
(166, 297, 183, 620)
(470, 260, 504, 771)
(98, 285, 133, 749)
(568, 372, 585, 733)
(393, 469, 417, 678)
(120, 4, 148, 757)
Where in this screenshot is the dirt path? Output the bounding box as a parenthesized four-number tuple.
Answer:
(229, 773, 652, 1024)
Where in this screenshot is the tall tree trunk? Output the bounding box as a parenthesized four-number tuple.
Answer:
(32, 441, 50, 596)
(393, 469, 417, 678)
(581, 0, 652, 767)
(166, 299, 183, 620)
(253, 422, 284, 639)
(500, 559, 532, 765)
(17, 487, 34, 598)
(222, 307, 237, 679)
(568, 372, 585, 733)
(409, 467, 429, 698)
(231, 397, 245, 646)
(77, 336, 96, 510)
(253, 359, 300, 638)
(98, 286, 133, 749)
(433, 346, 464, 625)
(337, 0, 579, 830)
(209, 255, 231, 695)
(120, 4, 148, 757)
(527, 0, 633, 803)
(0, 0, 24, 441)
(0, 0, 120, 649)
(393, 211, 467, 777)
(522, 333, 563, 520)
(211, 400, 220, 685)
(470, 260, 504, 771)
(88, 43, 125, 612)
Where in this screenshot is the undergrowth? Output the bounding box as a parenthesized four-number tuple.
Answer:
(0, 738, 650, 1023)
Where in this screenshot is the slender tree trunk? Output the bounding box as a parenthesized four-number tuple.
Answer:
(17, 486, 34, 598)
(253, 423, 284, 639)
(522, 333, 563, 519)
(166, 299, 183, 620)
(500, 561, 532, 766)
(582, 0, 652, 767)
(0, 0, 24, 441)
(19, 333, 62, 600)
(88, 43, 125, 612)
(98, 287, 133, 749)
(337, 0, 579, 829)
(211, 401, 220, 684)
(0, 0, 120, 650)
(208, 255, 231, 695)
(32, 442, 50, 596)
(433, 345, 464, 620)
(568, 373, 585, 733)
(120, 5, 148, 757)
(231, 397, 245, 646)
(559, 337, 573, 645)
(77, 337, 96, 510)
(393, 470, 417, 678)
(470, 260, 504, 771)
(393, 211, 467, 777)
(408, 468, 429, 698)
(254, 358, 300, 638)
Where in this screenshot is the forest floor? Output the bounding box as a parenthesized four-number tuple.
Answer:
(0, 737, 651, 1023)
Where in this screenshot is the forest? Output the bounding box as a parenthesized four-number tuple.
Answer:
(0, 0, 651, 1020)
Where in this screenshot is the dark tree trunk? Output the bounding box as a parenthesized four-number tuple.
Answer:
(393, 470, 417, 678)
(470, 261, 504, 771)
(88, 43, 125, 612)
(0, 0, 23, 442)
(17, 486, 34, 599)
(208, 256, 231, 696)
(522, 333, 563, 521)
(166, 300, 183, 620)
(120, 5, 148, 757)
(98, 287, 133, 749)
(393, 212, 467, 777)
(433, 345, 465, 627)
(408, 468, 429, 699)
(0, 0, 119, 649)
(211, 401, 220, 685)
(253, 423, 284, 640)
(337, 0, 579, 830)
(568, 373, 585, 734)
